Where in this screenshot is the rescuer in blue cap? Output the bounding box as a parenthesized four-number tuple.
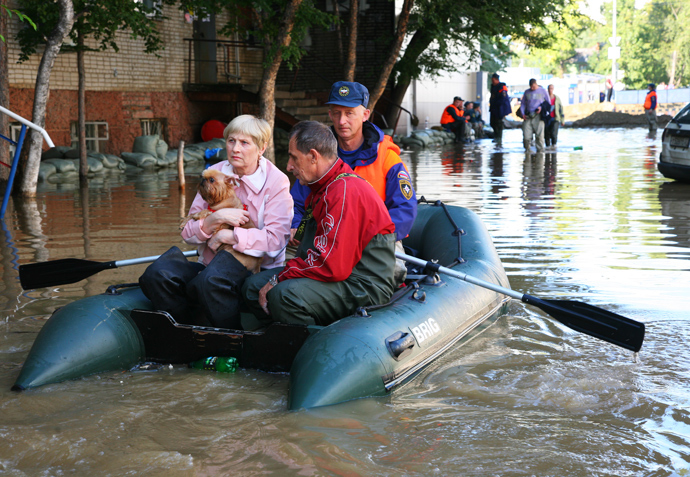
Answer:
(288, 81, 417, 283)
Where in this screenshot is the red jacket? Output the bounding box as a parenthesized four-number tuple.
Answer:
(279, 159, 395, 283)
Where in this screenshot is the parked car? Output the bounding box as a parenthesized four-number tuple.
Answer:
(659, 103, 690, 182)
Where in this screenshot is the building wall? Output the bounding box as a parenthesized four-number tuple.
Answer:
(5, 3, 243, 154)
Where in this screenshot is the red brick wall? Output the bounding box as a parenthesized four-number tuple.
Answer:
(7, 88, 219, 155)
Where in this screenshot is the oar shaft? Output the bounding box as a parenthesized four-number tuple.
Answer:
(396, 252, 522, 300)
(114, 250, 198, 268)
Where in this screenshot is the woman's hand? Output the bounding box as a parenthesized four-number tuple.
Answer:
(207, 228, 237, 252)
(288, 228, 301, 247)
(202, 208, 250, 234)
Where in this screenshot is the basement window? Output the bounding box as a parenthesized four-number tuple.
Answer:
(140, 119, 167, 141)
(70, 121, 109, 153)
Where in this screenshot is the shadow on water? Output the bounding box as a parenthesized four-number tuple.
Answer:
(1, 128, 690, 475)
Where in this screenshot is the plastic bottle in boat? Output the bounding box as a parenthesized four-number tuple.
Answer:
(189, 356, 238, 373)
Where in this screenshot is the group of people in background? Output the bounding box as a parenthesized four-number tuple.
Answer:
(488, 74, 564, 152)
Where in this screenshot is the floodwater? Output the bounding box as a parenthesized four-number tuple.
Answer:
(1, 127, 689, 476)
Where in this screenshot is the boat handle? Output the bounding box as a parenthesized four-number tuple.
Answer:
(385, 331, 415, 361)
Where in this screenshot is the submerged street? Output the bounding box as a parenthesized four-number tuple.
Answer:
(0, 126, 688, 475)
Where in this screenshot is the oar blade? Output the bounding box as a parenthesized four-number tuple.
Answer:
(19, 259, 115, 290)
(523, 295, 645, 352)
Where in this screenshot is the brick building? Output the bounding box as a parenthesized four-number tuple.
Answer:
(3, 0, 396, 156)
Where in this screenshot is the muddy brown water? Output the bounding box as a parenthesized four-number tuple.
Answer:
(1, 127, 688, 476)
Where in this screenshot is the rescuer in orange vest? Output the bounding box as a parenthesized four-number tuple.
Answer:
(643, 83, 658, 134)
(288, 81, 417, 283)
(440, 96, 469, 143)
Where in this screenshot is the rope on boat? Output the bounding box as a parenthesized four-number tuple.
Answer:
(355, 198, 466, 316)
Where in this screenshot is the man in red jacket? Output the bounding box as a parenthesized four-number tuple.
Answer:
(242, 121, 397, 328)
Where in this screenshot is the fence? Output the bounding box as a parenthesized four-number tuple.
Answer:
(615, 88, 690, 105)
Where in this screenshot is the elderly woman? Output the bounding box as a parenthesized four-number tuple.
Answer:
(139, 115, 293, 329)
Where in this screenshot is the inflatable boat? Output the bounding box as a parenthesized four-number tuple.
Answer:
(12, 202, 511, 409)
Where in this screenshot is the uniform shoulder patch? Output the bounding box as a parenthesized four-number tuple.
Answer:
(399, 178, 413, 200)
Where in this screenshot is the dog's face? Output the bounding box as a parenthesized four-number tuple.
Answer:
(198, 169, 239, 205)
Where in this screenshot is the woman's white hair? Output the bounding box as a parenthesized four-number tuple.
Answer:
(223, 115, 272, 151)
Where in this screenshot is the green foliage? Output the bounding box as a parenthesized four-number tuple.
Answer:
(394, 0, 570, 83)
(616, 0, 669, 89)
(15, 0, 176, 61)
(515, 3, 594, 76)
(1, 4, 36, 42)
(184, 0, 334, 69)
(521, 0, 690, 89)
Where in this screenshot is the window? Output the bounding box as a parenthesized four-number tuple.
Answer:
(7, 123, 23, 158)
(135, 0, 162, 18)
(70, 122, 109, 153)
(140, 118, 167, 140)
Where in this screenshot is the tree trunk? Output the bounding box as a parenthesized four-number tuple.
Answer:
(257, 0, 303, 163)
(669, 50, 677, 87)
(343, 0, 358, 81)
(77, 31, 87, 182)
(367, 0, 414, 112)
(382, 27, 434, 128)
(0, 0, 9, 183)
(19, 0, 75, 197)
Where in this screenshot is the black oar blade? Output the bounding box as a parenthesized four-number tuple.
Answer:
(522, 295, 645, 352)
(19, 259, 116, 290)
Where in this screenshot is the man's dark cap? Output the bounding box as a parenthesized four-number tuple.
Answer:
(453, 96, 463, 102)
(326, 81, 370, 108)
(648, 83, 656, 89)
(491, 73, 500, 79)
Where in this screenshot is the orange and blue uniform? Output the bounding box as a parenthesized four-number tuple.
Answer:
(441, 104, 465, 125)
(291, 122, 416, 241)
(644, 90, 657, 110)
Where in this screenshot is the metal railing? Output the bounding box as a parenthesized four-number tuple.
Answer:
(0, 105, 55, 219)
(183, 38, 265, 85)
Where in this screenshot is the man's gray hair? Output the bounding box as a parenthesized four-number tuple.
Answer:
(289, 121, 338, 160)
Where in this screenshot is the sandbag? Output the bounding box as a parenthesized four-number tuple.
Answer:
(101, 154, 124, 169)
(37, 162, 58, 182)
(66, 157, 105, 174)
(63, 149, 80, 159)
(401, 136, 425, 147)
(183, 147, 206, 162)
(42, 158, 77, 173)
(87, 152, 106, 163)
(165, 150, 180, 165)
(42, 146, 72, 160)
(411, 132, 432, 147)
(133, 135, 160, 157)
(46, 171, 78, 184)
(86, 157, 104, 173)
(121, 151, 158, 169)
(156, 139, 169, 160)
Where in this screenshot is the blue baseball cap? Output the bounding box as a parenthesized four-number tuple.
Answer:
(326, 81, 370, 108)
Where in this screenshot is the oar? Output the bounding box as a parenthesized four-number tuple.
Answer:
(19, 250, 199, 290)
(397, 252, 645, 352)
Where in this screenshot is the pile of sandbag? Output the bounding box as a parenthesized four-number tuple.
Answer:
(39, 146, 126, 182)
(121, 135, 177, 169)
(399, 129, 456, 148)
(167, 138, 227, 165)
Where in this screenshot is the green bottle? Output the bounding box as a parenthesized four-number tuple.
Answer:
(190, 356, 238, 373)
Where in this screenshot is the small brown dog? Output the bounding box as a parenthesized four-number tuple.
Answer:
(181, 169, 262, 273)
